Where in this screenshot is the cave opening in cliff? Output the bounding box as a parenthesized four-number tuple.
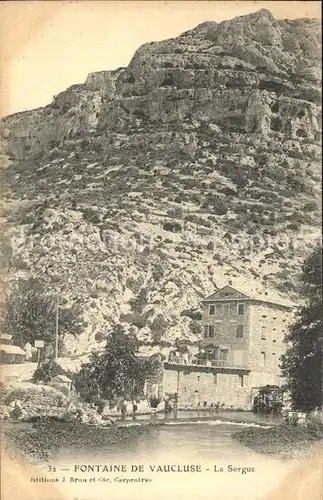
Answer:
(295, 128, 307, 138)
(271, 102, 280, 113)
(270, 116, 283, 132)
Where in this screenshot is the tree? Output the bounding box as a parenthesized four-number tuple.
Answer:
(74, 325, 160, 403)
(281, 244, 322, 411)
(2, 278, 85, 352)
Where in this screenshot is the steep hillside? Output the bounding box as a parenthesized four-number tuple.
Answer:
(0, 9, 321, 355)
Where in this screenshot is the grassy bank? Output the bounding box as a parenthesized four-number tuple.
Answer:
(3, 419, 151, 465)
(234, 421, 323, 459)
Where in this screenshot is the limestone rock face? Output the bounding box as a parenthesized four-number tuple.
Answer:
(1, 10, 321, 354)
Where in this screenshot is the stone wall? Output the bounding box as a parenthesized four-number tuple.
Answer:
(202, 300, 250, 343)
(162, 365, 251, 410)
(200, 291, 294, 387)
(248, 301, 293, 384)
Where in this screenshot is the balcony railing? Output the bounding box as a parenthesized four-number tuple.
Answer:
(166, 355, 248, 369)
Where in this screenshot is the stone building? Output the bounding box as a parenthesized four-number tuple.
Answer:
(153, 284, 295, 410)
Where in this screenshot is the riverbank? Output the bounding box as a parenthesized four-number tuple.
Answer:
(234, 420, 323, 459)
(3, 420, 151, 464)
(3, 412, 277, 465)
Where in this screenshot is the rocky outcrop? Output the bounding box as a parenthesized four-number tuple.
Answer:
(1, 10, 321, 354)
(3, 10, 321, 160)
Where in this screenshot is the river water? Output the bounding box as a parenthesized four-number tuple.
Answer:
(41, 412, 297, 500)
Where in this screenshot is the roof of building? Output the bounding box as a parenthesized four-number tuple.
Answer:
(0, 344, 26, 355)
(51, 375, 72, 383)
(0, 334, 13, 340)
(202, 284, 296, 309)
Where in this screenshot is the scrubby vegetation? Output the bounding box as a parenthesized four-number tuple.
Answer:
(1, 10, 320, 353)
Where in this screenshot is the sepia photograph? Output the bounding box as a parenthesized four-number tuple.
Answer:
(0, 1, 322, 499)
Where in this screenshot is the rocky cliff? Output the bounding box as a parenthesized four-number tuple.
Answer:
(1, 9, 321, 355)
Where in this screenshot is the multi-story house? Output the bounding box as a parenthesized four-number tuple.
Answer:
(155, 283, 295, 410)
(200, 284, 295, 389)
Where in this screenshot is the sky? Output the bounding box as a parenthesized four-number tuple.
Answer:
(1, 1, 321, 116)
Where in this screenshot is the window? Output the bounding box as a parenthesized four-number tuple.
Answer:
(213, 373, 218, 385)
(197, 376, 200, 382)
(261, 351, 266, 367)
(204, 325, 216, 338)
(239, 374, 244, 387)
(209, 305, 215, 316)
(216, 304, 223, 315)
(238, 303, 245, 315)
(230, 303, 236, 314)
(272, 353, 276, 366)
(219, 349, 228, 362)
(223, 304, 229, 315)
(261, 326, 266, 340)
(236, 325, 244, 338)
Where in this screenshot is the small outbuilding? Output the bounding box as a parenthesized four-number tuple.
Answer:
(0, 344, 27, 364)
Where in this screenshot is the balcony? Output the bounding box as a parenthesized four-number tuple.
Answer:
(165, 354, 249, 370)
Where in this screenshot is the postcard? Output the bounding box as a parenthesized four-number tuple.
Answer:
(0, 2, 322, 500)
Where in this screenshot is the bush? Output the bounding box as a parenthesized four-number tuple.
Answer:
(163, 221, 182, 233)
(4, 383, 71, 420)
(212, 199, 228, 216)
(33, 360, 68, 384)
(303, 201, 317, 212)
(167, 207, 183, 218)
(133, 109, 148, 120)
(161, 76, 175, 86)
(150, 314, 168, 337)
(180, 309, 202, 321)
(221, 187, 237, 197)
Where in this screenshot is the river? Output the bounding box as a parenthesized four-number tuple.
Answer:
(34, 412, 297, 500)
